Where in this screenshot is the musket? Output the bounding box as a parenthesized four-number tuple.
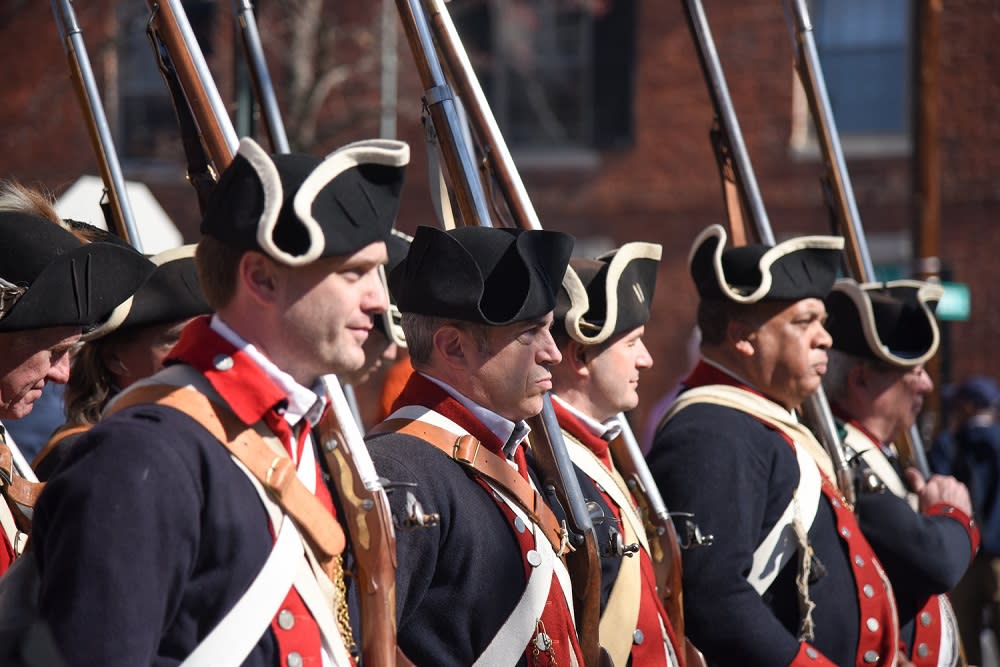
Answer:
(786, 0, 932, 479)
(141, 3, 408, 662)
(50, 0, 144, 249)
(606, 421, 710, 667)
(395, 1, 606, 664)
(144, 0, 237, 211)
(232, 0, 290, 154)
(682, 0, 856, 507)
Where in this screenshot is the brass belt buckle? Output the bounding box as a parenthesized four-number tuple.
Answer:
(452, 434, 480, 466)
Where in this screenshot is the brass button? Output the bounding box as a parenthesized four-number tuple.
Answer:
(633, 629, 644, 645)
(278, 609, 295, 630)
(863, 584, 875, 598)
(866, 618, 879, 632)
(863, 650, 879, 663)
(287, 652, 303, 667)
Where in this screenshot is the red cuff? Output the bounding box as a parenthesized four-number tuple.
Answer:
(788, 642, 838, 667)
(926, 502, 981, 558)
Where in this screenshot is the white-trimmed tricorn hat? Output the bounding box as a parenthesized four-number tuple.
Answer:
(83, 244, 211, 341)
(200, 137, 409, 266)
(689, 224, 844, 303)
(555, 242, 662, 345)
(825, 278, 943, 368)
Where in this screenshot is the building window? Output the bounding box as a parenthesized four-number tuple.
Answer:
(114, 1, 217, 165)
(791, 0, 912, 157)
(450, 0, 636, 162)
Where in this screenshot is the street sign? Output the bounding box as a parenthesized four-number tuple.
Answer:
(937, 282, 970, 321)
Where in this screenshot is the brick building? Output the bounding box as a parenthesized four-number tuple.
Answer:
(1, 0, 997, 442)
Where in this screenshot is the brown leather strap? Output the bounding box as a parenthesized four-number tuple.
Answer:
(31, 424, 91, 471)
(370, 417, 566, 553)
(0, 439, 44, 509)
(108, 384, 346, 560)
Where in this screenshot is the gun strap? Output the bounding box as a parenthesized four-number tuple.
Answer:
(107, 383, 346, 563)
(146, 26, 217, 212)
(0, 433, 39, 551)
(369, 417, 566, 554)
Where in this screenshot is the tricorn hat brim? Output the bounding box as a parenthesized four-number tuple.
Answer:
(0, 212, 154, 333)
(689, 224, 844, 303)
(390, 225, 573, 326)
(826, 278, 943, 368)
(83, 244, 211, 341)
(201, 137, 409, 266)
(558, 242, 662, 345)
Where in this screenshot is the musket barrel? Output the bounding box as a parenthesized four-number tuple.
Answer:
(789, 0, 874, 280)
(395, 0, 493, 228)
(683, 0, 773, 244)
(423, 0, 541, 231)
(148, 0, 239, 165)
(51, 0, 144, 250)
(233, 0, 290, 154)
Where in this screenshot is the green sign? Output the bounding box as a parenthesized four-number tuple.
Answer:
(937, 282, 970, 321)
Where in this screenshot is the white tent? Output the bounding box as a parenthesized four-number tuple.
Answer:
(55, 175, 183, 254)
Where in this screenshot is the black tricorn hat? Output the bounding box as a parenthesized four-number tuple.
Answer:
(374, 228, 412, 348)
(555, 242, 661, 345)
(826, 279, 943, 368)
(689, 224, 844, 303)
(389, 225, 574, 326)
(84, 245, 212, 341)
(0, 212, 153, 333)
(201, 137, 409, 266)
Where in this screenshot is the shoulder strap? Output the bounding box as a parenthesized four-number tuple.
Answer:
(31, 424, 91, 472)
(369, 417, 567, 554)
(107, 384, 346, 562)
(663, 385, 836, 481)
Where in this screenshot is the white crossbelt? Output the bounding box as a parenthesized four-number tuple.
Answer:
(662, 386, 825, 594)
(387, 405, 577, 666)
(124, 368, 351, 667)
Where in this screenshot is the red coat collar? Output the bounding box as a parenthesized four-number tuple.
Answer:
(684, 359, 765, 398)
(166, 316, 289, 429)
(392, 372, 505, 454)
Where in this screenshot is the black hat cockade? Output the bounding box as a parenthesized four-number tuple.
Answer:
(84, 245, 212, 341)
(825, 279, 943, 368)
(201, 137, 409, 266)
(375, 228, 412, 348)
(689, 224, 844, 303)
(0, 212, 153, 333)
(555, 242, 662, 345)
(389, 225, 574, 326)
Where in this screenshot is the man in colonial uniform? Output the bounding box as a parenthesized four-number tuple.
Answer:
(32, 136, 409, 665)
(649, 224, 900, 666)
(365, 224, 585, 666)
(823, 279, 978, 667)
(0, 206, 151, 575)
(548, 242, 684, 666)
